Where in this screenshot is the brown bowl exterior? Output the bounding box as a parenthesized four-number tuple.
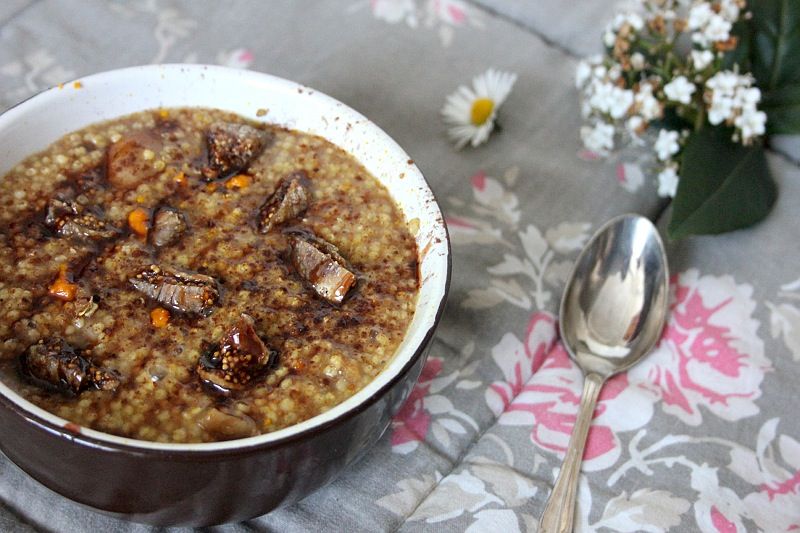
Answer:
(0, 339, 432, 526)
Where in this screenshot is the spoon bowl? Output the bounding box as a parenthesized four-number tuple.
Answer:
(539, 214, 669, 533)
(560, 214, 670, 378)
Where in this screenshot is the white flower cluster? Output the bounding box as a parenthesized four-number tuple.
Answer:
(688, 0, 742, 48)
(654, 129, 683, 197)
(577, 0, 764, 199)
(603, 12, 645, 48)
(706, 71, 766, 143)
(576, 56, 634, 155)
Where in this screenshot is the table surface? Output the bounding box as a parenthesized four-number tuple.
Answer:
(1, 1, 799, 532)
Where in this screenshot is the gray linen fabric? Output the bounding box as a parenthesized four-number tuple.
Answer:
(0, 1, 798, 532)
(471, 0, 618, 57)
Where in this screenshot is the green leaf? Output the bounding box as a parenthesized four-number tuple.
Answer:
(650, 107, 692, 133)
(723, 19, 753, 71)
(750, 0, 800, 90)
(761, 82, 800, 134)
(668, 128, 777, 239)
(749, 0, 800, 134)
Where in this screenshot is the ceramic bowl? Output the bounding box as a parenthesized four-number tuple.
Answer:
(0, 64, 450, 526)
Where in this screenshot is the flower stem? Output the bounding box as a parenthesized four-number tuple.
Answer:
(694, 106, 705, 132)
(663, 51, 673, 78)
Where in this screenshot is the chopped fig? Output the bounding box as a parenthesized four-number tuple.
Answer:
(19, 338, 120, 395)
(258, 171, 311, 233)
(201, 122, 269, 181)
(106, 135, 161, 190)
(129, 265, 219, 316)
(71, 164, 106, 192)
(197, 407, 258, 440)
(197, 314, 276, 395)
(45, 196, 119, 242)
(289, 232, 357, 304)
(150, 207, 187, 248)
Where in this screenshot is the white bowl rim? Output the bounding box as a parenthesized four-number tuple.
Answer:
(0, 64, 451, 453)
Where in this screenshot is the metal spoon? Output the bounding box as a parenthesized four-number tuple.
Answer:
(538, 214, 669, 533)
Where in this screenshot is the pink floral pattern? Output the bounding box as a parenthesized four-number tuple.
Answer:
(732, 419, 800, 531)
(391, 357, 443, 454)
(218, 48, 254, 69)
(483, 269, 769, 475)
(367, 0, 483, 47)
(630, 269, 770, 425)
(487, 313, 654, 471)
(485, 312, 556, 415)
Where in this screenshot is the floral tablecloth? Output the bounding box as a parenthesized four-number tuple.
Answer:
(1, 1, 799, 531)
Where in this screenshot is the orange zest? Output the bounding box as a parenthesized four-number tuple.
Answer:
(174, 171, 187, 186)
(48, 265, 78, 302)
(128, 207, 150, 237)
(225, 174, 252, 190)
(150, 307, 170, 328)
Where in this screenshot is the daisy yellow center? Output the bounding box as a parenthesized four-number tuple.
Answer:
(470, 98, 495, 126)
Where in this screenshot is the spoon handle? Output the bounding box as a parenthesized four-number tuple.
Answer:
(538, 372, 605, 533)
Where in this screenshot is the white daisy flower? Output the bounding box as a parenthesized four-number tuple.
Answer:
(654, 129, 680, 161)
(664, 76, 696, 105)
(657, 165, 680, 198)
(441, 68, 517, 149)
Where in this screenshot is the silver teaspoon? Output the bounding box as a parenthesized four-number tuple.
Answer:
(538, 214, 669, 533)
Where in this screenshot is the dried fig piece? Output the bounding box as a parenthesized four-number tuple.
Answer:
(129, 265, 219, 316)
(19, 338, 120, 395)
(197, 314, 276, 395)
(150, 207, 187, 248)
(257, 171, 310, 233)
(201, 122, 269, 181)
(197, 407, 258, 440)
(45, 196, 119, 242)
(70, 164, 106, 192)
(289, 231, 356, 304)
(106, 133, 161, 190)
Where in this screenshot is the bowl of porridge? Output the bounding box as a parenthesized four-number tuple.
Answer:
(0, 64, 450, 525)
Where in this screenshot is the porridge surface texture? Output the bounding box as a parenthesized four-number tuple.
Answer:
(0, 108, 419, 443)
